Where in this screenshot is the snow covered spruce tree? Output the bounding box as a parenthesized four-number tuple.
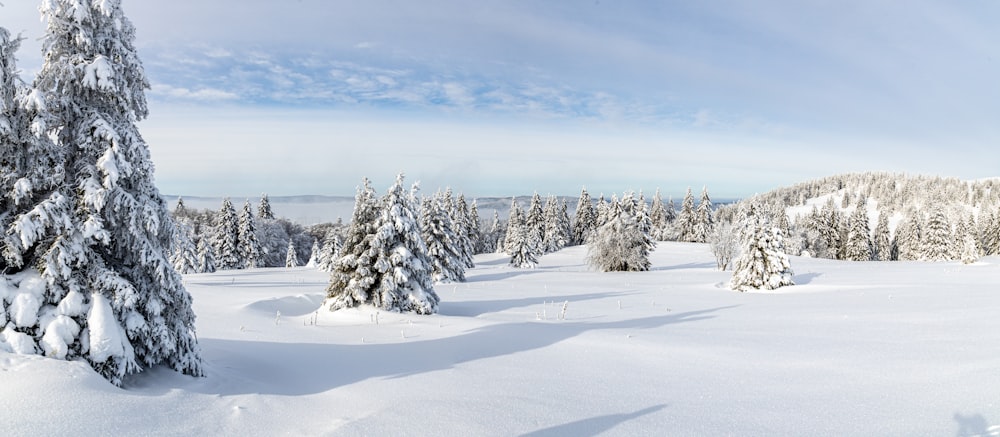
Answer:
(238, 199, 262, 269)
(258, 193, 275, 220)
(285, 240, 299, 267)
(895, 212, 922, 261)
(196, 236, 216, 273)
(693, 187, 714, 242)
(872, 210, 893, 261)
(366, 174, 439, 314)
(170, 219, 199, 274)
(960, 215, 980, 264)
(316, 231, 341, 272)
(212, 198, 241, 269)
(730, 202, 794, 291)
(922, 208, 954, 262)
(487, 210, 504, 254)
(326, 179, 380, 310)
(676, 187, 698, 242)
(306, 239, 320, 267)
(505, 197, 541, 268)
(542, 195, 570, 253)
(586, 194, 654, 272)
(0, 27, 63, 271)
(525, 192, 545, 244)
(421, 195, 465, 283)
(572, 187, 597, 245)
(5, 2, 203, 385)
(843, 200, 873, 261)
(451, 192, 476, 268)
(649, 189, 671, 241)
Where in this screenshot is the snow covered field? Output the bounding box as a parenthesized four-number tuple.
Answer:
(3, 242, 999, 436)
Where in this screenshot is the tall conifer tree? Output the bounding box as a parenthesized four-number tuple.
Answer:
(15, 1, 202, 384)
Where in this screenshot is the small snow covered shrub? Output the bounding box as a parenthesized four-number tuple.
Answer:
(709, 222, 739, 271)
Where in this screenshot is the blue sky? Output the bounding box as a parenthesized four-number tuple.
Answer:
(4, 1, 1000, 198)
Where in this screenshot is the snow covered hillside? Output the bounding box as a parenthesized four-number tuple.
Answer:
(3, 243, 1000, 436)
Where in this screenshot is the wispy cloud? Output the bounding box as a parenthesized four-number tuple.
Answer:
(140, 44, 681, 125)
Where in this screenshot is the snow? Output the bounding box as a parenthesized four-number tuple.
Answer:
(3, 243, 1000, 435)
(87, 293, 127, 364)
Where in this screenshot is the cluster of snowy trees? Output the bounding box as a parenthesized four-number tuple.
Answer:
(724, 172, 999, 264)
(169, 194, 336, 273)
(492, 190, 656, 271)
(325, 176, 481, 314)
(0, 4, 201, 385)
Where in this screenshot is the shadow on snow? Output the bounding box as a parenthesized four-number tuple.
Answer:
(520, 404, 668, 437)
(126, 306, 738, 397)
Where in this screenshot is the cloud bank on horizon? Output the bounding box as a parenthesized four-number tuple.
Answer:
(3, 1, 999, 198)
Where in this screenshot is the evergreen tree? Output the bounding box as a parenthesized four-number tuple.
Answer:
(572, 188, 597, 245)
(368, 175, 439, 314)
(173, 197, 187, 217)
(665, 197, 677, 222)
(238, 199, 262, 269)
(649, 189, 670, 241)
(170, 219, 199, 274)
(730, 202, 794, 291)
(559, 200, 573, 249)
(306, 239, 321, 267)
(961, 214, 980, 264)
(489, 210, 505, 254)
(895, 212, 923, 261)
(0, 27, 64, 273)
(18, 2, 202, 384)
(817, 198, 843, 259)
(922, 208, 954, 261)
(505, 198, 541, 268)
(421, 196, 465, 283)
(693, 187, 714, 242)
(451, 193, 476, 268)
(196, 236, 216, 273)
(595, 195, 610, 227)
(285, 240, 299, 267)
(677, 187, 698, 242)
(843, 200, 873, 261)
(212, 198, 241, 269)
(586, 194, 653, 272)
(977, 211, 998, 256)
(526, 192, 545, 243)
(326, 178, 381, 310)
(469, 199, 484, 254)
(542, 195, 569, 253)
(872, 211, 893, 261)
(503, 198, 523, 255)
(258, 193, 275, 220)
(316, 231, 341, 272)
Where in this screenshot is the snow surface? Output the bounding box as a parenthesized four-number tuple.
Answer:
(3, 243, 1000, 436)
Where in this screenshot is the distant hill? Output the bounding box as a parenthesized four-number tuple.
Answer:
(165, 193, 738, 225)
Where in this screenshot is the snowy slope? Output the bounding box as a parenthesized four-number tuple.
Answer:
(3, 243, 1000, 436)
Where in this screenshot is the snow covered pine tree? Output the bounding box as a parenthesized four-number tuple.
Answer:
(730, 202, 795, 291)
(326, 175, 439, 314)
(586, 193, 654, 272)
(0, 2, 202, 385)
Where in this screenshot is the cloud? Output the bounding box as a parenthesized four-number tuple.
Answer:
(149, 83, 239, 101)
